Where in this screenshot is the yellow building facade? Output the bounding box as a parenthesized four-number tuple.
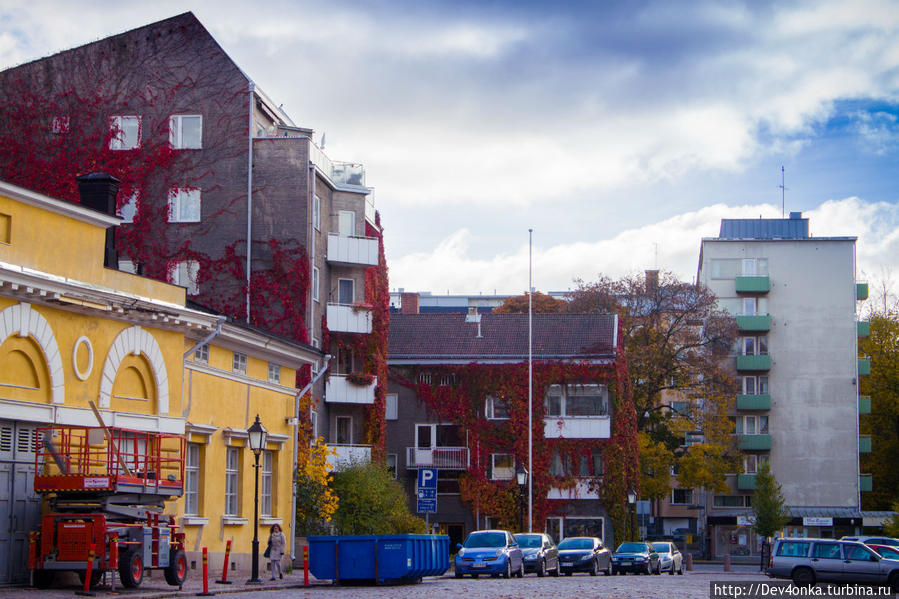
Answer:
(0, 178, 321, 583)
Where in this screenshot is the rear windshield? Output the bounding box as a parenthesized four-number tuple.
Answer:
(464, 532, 506, 548)
(515, 535, 542, 549)
(559, 538, 594, 550)
(652, 543, 671, 552)
(776, 541, 810, 557)
(616, 543, 647, 553)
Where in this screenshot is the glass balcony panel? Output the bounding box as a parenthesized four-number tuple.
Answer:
(858, 358, 871, 376)
(739, 434, 772, 451)
(736, 354, 771, 371)
(736, 315, 771, 332)
(735, 276, 770, 293)
(858, 396, 871, 414)
(736, 395, 771, 410)
(737, 474, 757, 490)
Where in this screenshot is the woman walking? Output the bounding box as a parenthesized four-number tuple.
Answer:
(266, 523, 286, 580)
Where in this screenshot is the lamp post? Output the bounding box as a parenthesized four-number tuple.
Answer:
(516, 463, 529, 533)
(247, 414, 267, 584)
(627, 488, 637, 541)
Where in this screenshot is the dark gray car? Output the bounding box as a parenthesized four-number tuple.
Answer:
(557, 536, 613, 576)
(514, 533, 560, 577)
(767, 537, 899, 590)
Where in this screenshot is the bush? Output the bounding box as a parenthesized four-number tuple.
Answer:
(330, 461, 427, 535)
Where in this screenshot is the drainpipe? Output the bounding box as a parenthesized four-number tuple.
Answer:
(181, 316, 227, 418)
(309, 162, 316, 346)
(290, 354, 331, 560)
(246, 81, 255, 324)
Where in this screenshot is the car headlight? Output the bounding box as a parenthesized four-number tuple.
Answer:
(495, 549, 505, 557)
(579, 554, 593, 561)
(635, 557, 646, 562)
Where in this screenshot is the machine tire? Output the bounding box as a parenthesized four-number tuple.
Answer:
(164, 549, 188, 586)
(119, 550, 144, 588)
(33, 570, 56, 589)
(791, 567, 815, 587)
(77, 569, 102, 589)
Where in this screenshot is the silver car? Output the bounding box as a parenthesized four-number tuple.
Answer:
(767, 537, 899, 591)
(651, 541, 684, 575)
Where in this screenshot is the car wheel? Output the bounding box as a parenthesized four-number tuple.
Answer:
(791, 567, 815, 587)
(606, 561, 613, 576)
(669, 562, 675, 575)
(565, 570, 574, 576)
(679, 561, 685, 575)
(589, 558, 599, 576)
(471, 573, 479, 579)
(537, 559, 546, 577)
(517, 561, 525, 578)
(645, 562, 652, 575)
(455, 570, 463, 579)
(655, 562, 662, 575)
(551, 562, 560, 577)
(888, 572, 899, 594)
(503, 560, 512, 579)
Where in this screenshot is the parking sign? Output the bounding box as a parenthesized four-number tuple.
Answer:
(417, 468, 437, 489)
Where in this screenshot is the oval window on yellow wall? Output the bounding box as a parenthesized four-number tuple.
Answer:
(111, 353, 157, 414)
(0, 336, 51, 403)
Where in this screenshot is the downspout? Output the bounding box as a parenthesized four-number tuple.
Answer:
(291, 354, 331, 560)
(246, 81, 255, 324)
(181, 316, 227, 418)
(309, 162, 316, 345)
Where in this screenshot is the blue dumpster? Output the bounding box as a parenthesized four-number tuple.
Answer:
(308, 534, 449, 584)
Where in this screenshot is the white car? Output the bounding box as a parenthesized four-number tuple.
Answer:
(651, 541, 684, 575)
(840, 536, 899, 547)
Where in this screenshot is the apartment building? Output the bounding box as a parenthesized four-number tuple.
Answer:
(697, 213, 869, 558)
(0, 12, 388, 467)
(385, 304, 638, 549)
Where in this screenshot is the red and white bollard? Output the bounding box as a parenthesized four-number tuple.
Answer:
(303, 545, 309, 587)
(196, 547, 215, 596)
(216, 539, 232, 584)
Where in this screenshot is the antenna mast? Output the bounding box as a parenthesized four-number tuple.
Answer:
(779, 166, 786, 217)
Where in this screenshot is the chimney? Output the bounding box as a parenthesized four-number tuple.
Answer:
(645, 269, 659, 292)
(77, 173, 121, 269)
(400, 292, 419, 314)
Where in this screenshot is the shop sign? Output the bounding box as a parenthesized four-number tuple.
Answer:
(802, 517, 832, 527)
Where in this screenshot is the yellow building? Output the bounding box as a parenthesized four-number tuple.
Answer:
(0, 176, 321, 583)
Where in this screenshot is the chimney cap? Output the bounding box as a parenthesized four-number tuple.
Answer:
(76, 172, 122, 184)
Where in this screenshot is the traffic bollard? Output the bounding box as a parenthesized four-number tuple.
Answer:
(216, 539, 233, 584)
(75, 542, 96, 596)
(27, 532, 38, 588)
(723, 553, 731, 572)
(685, 552, 693, 571)
(196, 547, 215, 596)
(303, 545, 309, 587)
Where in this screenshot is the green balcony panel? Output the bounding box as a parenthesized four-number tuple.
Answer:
(736, 315, 771, 332)
(859, 436, 872, 454)
(736, 394, 771, 410)
(858, 358, 871, 376)
(857, 283, 869, 301)
(736, 276, 770, 293)
(859, 396, 871, 414)
(740, 434, 772, 451)
(736, 354, 771, 371)
(857, 321, 870, 337)
(860, 474, 873, 493)
(737, 474, 757, 491)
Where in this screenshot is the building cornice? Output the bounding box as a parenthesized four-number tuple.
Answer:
(0, 179, 120, 228)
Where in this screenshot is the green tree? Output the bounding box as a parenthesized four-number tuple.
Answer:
(494, 291, 566, 313)
(330, 461, 427, 535)
(882, 503, 899, 537)
(752, 461, 790, 569)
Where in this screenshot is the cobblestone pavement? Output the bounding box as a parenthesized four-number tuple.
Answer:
(2, 569, 768, 599)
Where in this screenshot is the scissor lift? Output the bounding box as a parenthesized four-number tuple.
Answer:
(29, 425, 188, 589)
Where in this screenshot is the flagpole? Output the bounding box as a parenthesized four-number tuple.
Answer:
(528, 228, 533, 532)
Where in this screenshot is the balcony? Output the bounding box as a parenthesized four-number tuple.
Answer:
(547, 479, 599, 500)
(327, 303, 372, 334)
(325, 374, 377, 405)
(736, 354, 771, 371)
(857, 283, 868, 301)
(740, 434, 772, 451)
(737, 474, 757, 491)
(860, 474, 872, 492)
(327, 233, 379, 267)
(859, 435, 872, 454)
(735, 276, 769, 293)
(736, 394, 771, 411)
(736, 315, 771, 332)
(858, 358, 871, 376)
(859, 396, 871, 415)
(857, 321, 870, 338)
(406, 447, 469, 470)
(544, 416, 611, 439)
(327, 444, 372, 470)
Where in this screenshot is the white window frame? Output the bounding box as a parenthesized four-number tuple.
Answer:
(335, 416, 352, 445)
(232, 352, 247, 375)
(313, 195, 321, 231)
(169, 260, 200, 295)
(385, 393, 398, 421)
(312, 267, 320, 303)
(268, 363, 280, 385)
(338, 210, 355, 236)
(310, 409, 319, 440)
(386, 454, 397, 479)
(168, 187, 201, 223)
(109, 115, 141, 150)
(544, 383, 609, 417)
(485, 395, 510, 420)
(224, 447, 240, 516)
(117, 192, 139, 223)
(337, 278, 354, 305)
(118, 259, 137, 274)
(744, 454, 758, 474)
(169, 114, 203, 149)
(261, 450, 273, 516)
(490, 453, 514, 480)
(742, 258, 768, 276)
(670, 488, 694, 505)
(185, 443, 201, 515)
(194, 344, 209, 364)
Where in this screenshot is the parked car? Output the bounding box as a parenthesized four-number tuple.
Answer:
(867, 544, 899, 561)
(767, 537, 899, 591)
(514, 533, 560, 577)
(454, 530, 524, 579)
(557, 536, 613, 576)
(841, 536, 899, 548)
(611, 541, 661, 575)
(651, 541, 684, 575)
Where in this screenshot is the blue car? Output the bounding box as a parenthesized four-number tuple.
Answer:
(454, 530, 524, 579)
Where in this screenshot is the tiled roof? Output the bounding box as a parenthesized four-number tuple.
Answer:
(388, 313, 617, 362)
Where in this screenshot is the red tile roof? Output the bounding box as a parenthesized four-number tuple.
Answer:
(388, 313, 617, 362)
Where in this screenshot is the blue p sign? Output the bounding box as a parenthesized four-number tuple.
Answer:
(418, 468, 437, 489)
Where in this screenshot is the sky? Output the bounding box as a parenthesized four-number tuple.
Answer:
(2, 0, 898, 303)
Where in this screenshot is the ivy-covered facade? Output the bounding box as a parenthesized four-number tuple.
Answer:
(385, 309, 639, 549)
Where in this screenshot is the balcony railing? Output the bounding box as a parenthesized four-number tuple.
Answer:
(325, 374, 377, 404)
(857, 283, 869, 301)
(737, 474, 757, 491)
(327, 303, 373, 334)
(739, 434, 772, 451)
(736, 315, 771, 332)
(547, 478, 599, 500)
(327, 233, 379, 267)
(736, 394, 771, 411)
(859, 396, 871, 414)
(735, 276, 769, 293)
(327, 444, 372, 470)
(406, 447, 469, 470)
(858, 358, 871, 376)
(857, 321, 870, 338)
(544, 416, 611, 439)
(310, 143, 366, 187)
(860, 474, 872, 492)
(859, 435, 872, 454)
(736, 354, 771, 371)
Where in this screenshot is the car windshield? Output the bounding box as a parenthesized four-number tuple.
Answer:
(617, 543, 647, 553)
(558, 538, 593, 550)
(515, 535, 542, 548)
(464, 532, 506, 548)
(652, 543, 671, 553)
(874, 547, 899, 559)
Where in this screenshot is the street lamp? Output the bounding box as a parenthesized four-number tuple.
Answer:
(516, 463, 529, 532)
(627, 488, 637, 541)
(247, 414, 268, 584)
